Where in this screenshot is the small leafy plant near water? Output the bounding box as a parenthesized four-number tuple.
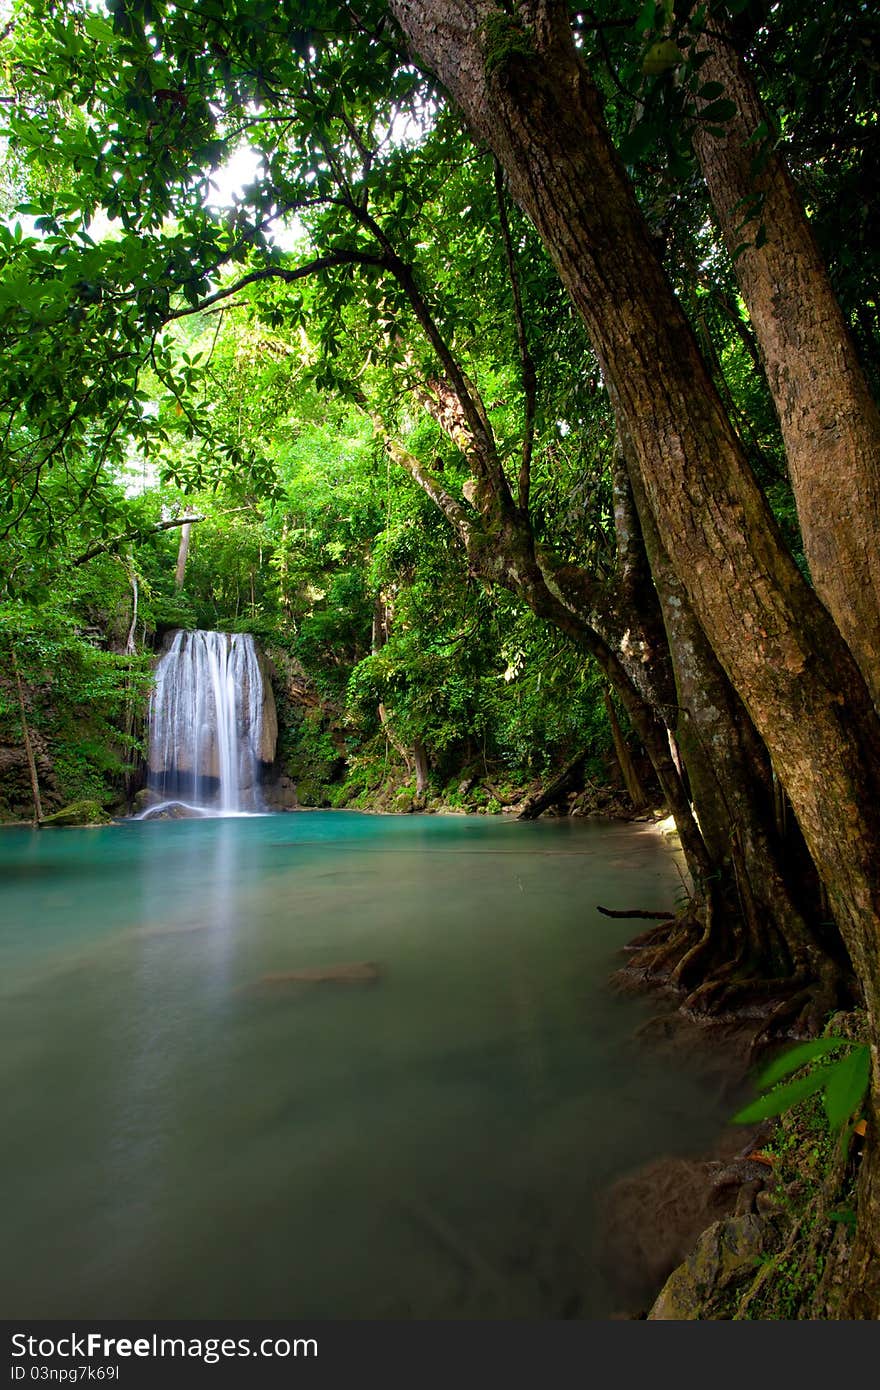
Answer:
(734, 1036, 870, 1135)
(706, 1027, 872, 1319)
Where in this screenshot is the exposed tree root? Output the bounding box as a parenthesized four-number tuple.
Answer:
(614, 899, 851, 1043)
(683, 971, 801, 1016)
(627, 908, 721, 980)
(596, 905, 676, 921)
(670, 899, 720, 991)
(748, 970, 843, 1050)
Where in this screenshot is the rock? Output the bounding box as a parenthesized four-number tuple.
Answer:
(254, 962, 382, 987)
(648, 1213, 772, 1319)
(755, 1189, 779, 1217)
(263, 775, 299, 811)
(256, 645, 279, 765)
(293, 780, 329, 807)
(131, 787, 161, 814)
(40, 799, 112, 827)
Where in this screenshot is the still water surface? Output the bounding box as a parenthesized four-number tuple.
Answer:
(1, 812, 726, 1318)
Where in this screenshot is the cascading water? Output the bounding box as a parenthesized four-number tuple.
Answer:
(144, 630, 270, 816)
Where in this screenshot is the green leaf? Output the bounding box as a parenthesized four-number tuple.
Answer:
(618, 121, 660, 165)
(634, 0, 657, 36)
(700, 98, 737, 124)
(83, 14, 118, 45)
(733, 1068, 828, 1124)
(829, 1207, 857, 1228)
(822, 1046, 871, 1129)
(643, 40, 681, 75)
(754, 1037, 850, 1090)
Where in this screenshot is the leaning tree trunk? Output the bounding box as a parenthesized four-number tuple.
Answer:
(413, 739, 429, 801)
(602, 687, 648, 812)
(388, 0, 880, 1312)
(628, 454, 851, 1021)
(386, 436, 719, 893)
(174, 515, 194, 591)
(392, 375, 829, 976)
(691, 20, 880, 710)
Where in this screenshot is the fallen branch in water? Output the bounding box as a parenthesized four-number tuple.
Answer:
(72, 514, 206, 567)
(596, 905, 676, 920)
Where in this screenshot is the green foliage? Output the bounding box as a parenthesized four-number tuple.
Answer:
(734, 1037, 871, 1132)
(1, 593, 152, 814)
(0, 0, 871, 823)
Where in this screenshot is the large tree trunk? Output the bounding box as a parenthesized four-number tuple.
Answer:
(389, 0, 880, 1312)
(174, 516, 193, 590)
(628, 456, 850, 1016)
(691, 21, 880, 710)
(413, 739, 429, 800)
(384, 433, 718, 889)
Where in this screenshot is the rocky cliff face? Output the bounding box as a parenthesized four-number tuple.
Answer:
(256, 645, 278, 767)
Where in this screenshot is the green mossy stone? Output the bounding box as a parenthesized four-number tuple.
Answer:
(40, 800, 112, 828)
(648, 1213, 774, 1319)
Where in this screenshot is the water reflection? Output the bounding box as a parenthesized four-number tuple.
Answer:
(0, 813, 725, 1319)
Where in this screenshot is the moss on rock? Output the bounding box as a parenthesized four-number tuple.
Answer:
(40, 800, 113, 827)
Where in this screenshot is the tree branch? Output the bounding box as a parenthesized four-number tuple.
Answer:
(165, 251, 389, 320)
(71, 515, 206, 568)
(384, 440, 472, 542)
(333, 193, 514, 501)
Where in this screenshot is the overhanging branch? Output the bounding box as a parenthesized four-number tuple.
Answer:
(71, 514, 206, 568)
(166, 250, 389, 320)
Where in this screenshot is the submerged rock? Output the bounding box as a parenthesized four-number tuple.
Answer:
(254, 962, 382, 988)
(600, 1155, 739, 1309)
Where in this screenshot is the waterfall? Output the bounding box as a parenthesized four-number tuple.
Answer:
(145, 630, 268, 815)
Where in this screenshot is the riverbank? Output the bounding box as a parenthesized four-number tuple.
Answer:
(605, 809, 871, 1320)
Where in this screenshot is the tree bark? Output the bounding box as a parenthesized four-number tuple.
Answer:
(628, 452, 848, 998)
(388, 302, 835, 992)
(387, 432, 715, 890)
(125, 566, 138, 656)
(174, 516, 194, 590)
(413, 738, 429, 799)
(691, 22, 880, 710)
